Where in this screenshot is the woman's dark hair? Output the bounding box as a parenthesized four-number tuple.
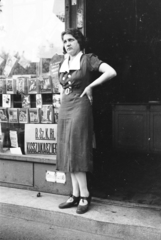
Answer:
(61, 28, 86, 54)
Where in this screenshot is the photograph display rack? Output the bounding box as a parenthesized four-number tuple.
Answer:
(0, 74, 61, 124)
(0, 74, 61, 153)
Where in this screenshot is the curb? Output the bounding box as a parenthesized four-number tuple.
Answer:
(1, 201, 161, 240)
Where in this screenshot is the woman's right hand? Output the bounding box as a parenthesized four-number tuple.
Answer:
(80, 85, 93, 105)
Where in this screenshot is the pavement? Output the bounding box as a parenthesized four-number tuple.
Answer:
(0, 186, 161, 239)
(0, 214, 113, 240)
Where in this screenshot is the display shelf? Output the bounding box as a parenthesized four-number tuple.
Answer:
(0, 151, 56, 164)
(0, 75, 60, 157)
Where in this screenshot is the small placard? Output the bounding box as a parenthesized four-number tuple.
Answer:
(56, 171, 66, 184)
(46, 171, 56, 182)
(10, 130, 18, 148)
(46, 171, 66, 184)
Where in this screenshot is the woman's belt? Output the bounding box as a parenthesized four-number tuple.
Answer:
(63, 87, 82, 95)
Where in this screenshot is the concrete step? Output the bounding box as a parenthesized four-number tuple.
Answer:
(0, 186, 161, 240)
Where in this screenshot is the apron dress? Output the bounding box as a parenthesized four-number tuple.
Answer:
(56, 53, 103, 173)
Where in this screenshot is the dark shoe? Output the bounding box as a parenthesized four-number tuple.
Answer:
(76, 195, 91, 214)
(59, 195, 80, 209)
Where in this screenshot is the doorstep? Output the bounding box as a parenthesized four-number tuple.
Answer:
(0, 186, 161, 240)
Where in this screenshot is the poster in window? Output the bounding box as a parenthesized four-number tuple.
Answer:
(6, 78, 16, 94)
(0, 76, 6, 94)
(3, 56, 17, 77)
(2, 94, 11, 108)
(52, 94, 61, 108)
(53, 107, 59, 124)
(36, 94, 42, 108)
(8, 108, 18, 123)
(28, 77, 38, 94)
(18, 108, 29, 123)
(50, 54, 63, 93)
(16, 76, 28, 94)
(0, 108, 8, 122)
(29, 108, 40, 123)
(39, 76, 52, 93)
(51, 75, 60, 93)
(41, 105, 53, 124)
(22, 95, 31, 108)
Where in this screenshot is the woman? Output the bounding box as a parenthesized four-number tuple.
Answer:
(56, 28, 117, 214)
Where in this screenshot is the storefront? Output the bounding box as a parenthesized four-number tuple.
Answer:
(0, 0, 72, 195)
(1, 0, 161, 203)
(85, 0, 161, 202)
(0, 0, 88, 196)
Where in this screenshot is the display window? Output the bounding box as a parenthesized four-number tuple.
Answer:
(0, 0, 65, 157)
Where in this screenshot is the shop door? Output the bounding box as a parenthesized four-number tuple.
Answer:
(85, 0, 161, 205)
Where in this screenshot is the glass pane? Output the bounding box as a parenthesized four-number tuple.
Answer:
(0, 0, 65, 156)
(0, 0, 65, 62)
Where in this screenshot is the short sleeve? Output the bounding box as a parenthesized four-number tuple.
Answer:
(87, 53, 103, 72)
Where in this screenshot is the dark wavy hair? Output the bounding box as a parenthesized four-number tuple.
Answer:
(61, 28, 86, 54)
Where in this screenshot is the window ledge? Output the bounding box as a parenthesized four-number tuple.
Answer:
(0, 152, 56, 164)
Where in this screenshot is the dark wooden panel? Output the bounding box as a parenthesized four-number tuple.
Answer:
(0, 160, 33, 186)
(150, 105, 161, 112)
(113, 105, 149, 151)
(34, 163, 72, 195)
(118, 114, 147, 149)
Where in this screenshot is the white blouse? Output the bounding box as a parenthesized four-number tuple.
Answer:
(59, 51, 83, 73)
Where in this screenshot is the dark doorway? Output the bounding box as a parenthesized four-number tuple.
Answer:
(86, 0, 161, 206)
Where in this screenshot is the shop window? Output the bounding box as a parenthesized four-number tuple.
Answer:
(0, 0, 65, 157)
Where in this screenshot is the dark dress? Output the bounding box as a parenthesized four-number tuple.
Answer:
(56, 53, 103, 173)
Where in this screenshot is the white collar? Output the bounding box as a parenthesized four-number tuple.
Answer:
(59, 51, 83, 73)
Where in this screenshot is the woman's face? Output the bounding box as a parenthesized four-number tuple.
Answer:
(63, 34, 80, 57)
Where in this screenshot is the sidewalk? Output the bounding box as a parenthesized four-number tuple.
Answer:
(0, 186, 161, 240)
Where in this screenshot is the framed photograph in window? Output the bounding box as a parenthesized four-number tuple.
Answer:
(22, 95, 31, 108)
(2, 94, 11, 108)
(0, 108, 8, 122)
(39, 76, 52, 93)
(41, 105, 53, 124)
(29, 108, 40, 123)
(18, 108, 29, 123)
(6, 78, 16, 94)
(8, 108, 18, 123)
(28, 77, 38, 94)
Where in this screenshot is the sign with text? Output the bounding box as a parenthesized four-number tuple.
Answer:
(25, 124, 57, 155)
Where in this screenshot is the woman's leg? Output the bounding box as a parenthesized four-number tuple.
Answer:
(75, 172, 91, 214)
(71, 173, 80, 197)
(58, 173, 80, 208)
(74, 172, 89, 197)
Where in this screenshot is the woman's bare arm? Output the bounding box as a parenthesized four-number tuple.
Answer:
(80, 63, 117, 102)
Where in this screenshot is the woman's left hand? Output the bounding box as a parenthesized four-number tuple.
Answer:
(80, 85, 93, 104)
